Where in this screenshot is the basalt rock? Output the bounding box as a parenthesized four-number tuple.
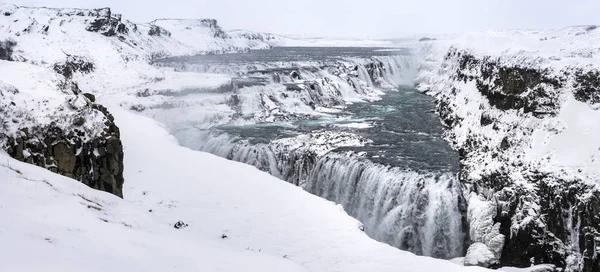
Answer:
(53, 55, 95, 80)
(199, 19, 227, 39)
(449, 49, 562, 117)
(0, 38, 16, 61)
(85, 8, 129, 37)
(573, 68, 600, 108)
(148, 25, 171, 37)
(2, 98, 124, 198)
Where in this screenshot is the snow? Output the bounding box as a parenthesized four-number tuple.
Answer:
(0, 152, 308, 272)
(527, 95, 600, 177)
(499, 265, 556, 272)
(0, 60, 107, 139)
(334, 122, 374, 129)
(466, 194, 505, 260)
(0, 105, 490, 272)
(464, 243, 498, 267)
(272, 131, 372, 156)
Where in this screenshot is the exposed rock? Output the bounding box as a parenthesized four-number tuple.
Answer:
(83, 93, 96, 102)
(450, 49, 562, 117)
(0, 38, 16, 61)
(147, 25, 171, 37)
(53, 55, 95, 80)
(1, 81, 124, 197)
(573, 68, 600, 108)
(480, 112, 494, 126)
(199, 19, 227, 38)
(174, 221, 188, 229)
(85, 8, 129, 37)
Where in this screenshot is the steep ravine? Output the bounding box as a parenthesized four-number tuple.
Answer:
(151, 44, 600, 271)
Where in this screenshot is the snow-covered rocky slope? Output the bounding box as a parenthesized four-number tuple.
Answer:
(0, 2, 294, 196)
(0, 59, 125, 196)
(417, 27, 600, 271)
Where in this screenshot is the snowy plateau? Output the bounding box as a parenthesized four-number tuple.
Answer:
(0, 2, 598, 272)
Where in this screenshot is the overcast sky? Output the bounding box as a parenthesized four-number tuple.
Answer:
(5, 0, 599, 38)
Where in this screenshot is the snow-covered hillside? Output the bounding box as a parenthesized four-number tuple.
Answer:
(417, 27, 600, 271)
(0, 3, 288, 61)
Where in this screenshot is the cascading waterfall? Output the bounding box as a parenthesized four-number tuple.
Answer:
(179, 130, 467, 259)
(149, 49, 468, 259)
(306, 155, 465, 258)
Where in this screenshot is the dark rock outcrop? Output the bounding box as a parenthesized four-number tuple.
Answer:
(85, 8, 129, 37)
(199, 19, 227, 39)
(148, 25, 171, 37)
(1, 83, 125, 198)
(573, 69, 600, 107)
(449, 49, 562, 117)
(0, 38, 16, 61)
(53, 55, 95, 80)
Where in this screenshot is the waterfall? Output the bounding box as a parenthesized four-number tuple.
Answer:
(146, 50, 468, 259)
(179, 131, 467, 259)
(356, 64, 374, 87)
(306, 155, 465, 258)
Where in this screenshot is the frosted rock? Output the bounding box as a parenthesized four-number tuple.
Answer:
(464, 242, 499, 268)
(467, 193, 506, 259)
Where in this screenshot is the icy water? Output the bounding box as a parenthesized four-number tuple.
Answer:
(155, 47, 467, 259)
(157, 46, 409, 64)
(216, 86, 458, 173)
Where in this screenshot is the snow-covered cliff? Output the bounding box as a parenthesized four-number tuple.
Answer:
(0, 2, 292, 197)
(0, 3, 287, 62)
(418, 27, 600, 271)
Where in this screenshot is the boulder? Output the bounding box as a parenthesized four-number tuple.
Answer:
(464, 243, 499, 268)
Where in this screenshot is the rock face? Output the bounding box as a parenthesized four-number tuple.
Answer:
(199, 19, 227, 38)
(421, 47, 600, 271)
(0, 60, 125, 198)
(573, 69, 600, 108)
(3, 101, 124, 197)
(450, 49, 562, 117)
(85, 8, 129, 37)
(147, 25, 171, 37)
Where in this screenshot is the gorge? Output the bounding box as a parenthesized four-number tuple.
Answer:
(1, 3, 599, 272)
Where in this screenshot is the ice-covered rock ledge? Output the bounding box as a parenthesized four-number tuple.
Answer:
(417, 28, 600, 271)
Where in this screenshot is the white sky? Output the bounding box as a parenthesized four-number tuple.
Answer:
(4, 0, 600, 38)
